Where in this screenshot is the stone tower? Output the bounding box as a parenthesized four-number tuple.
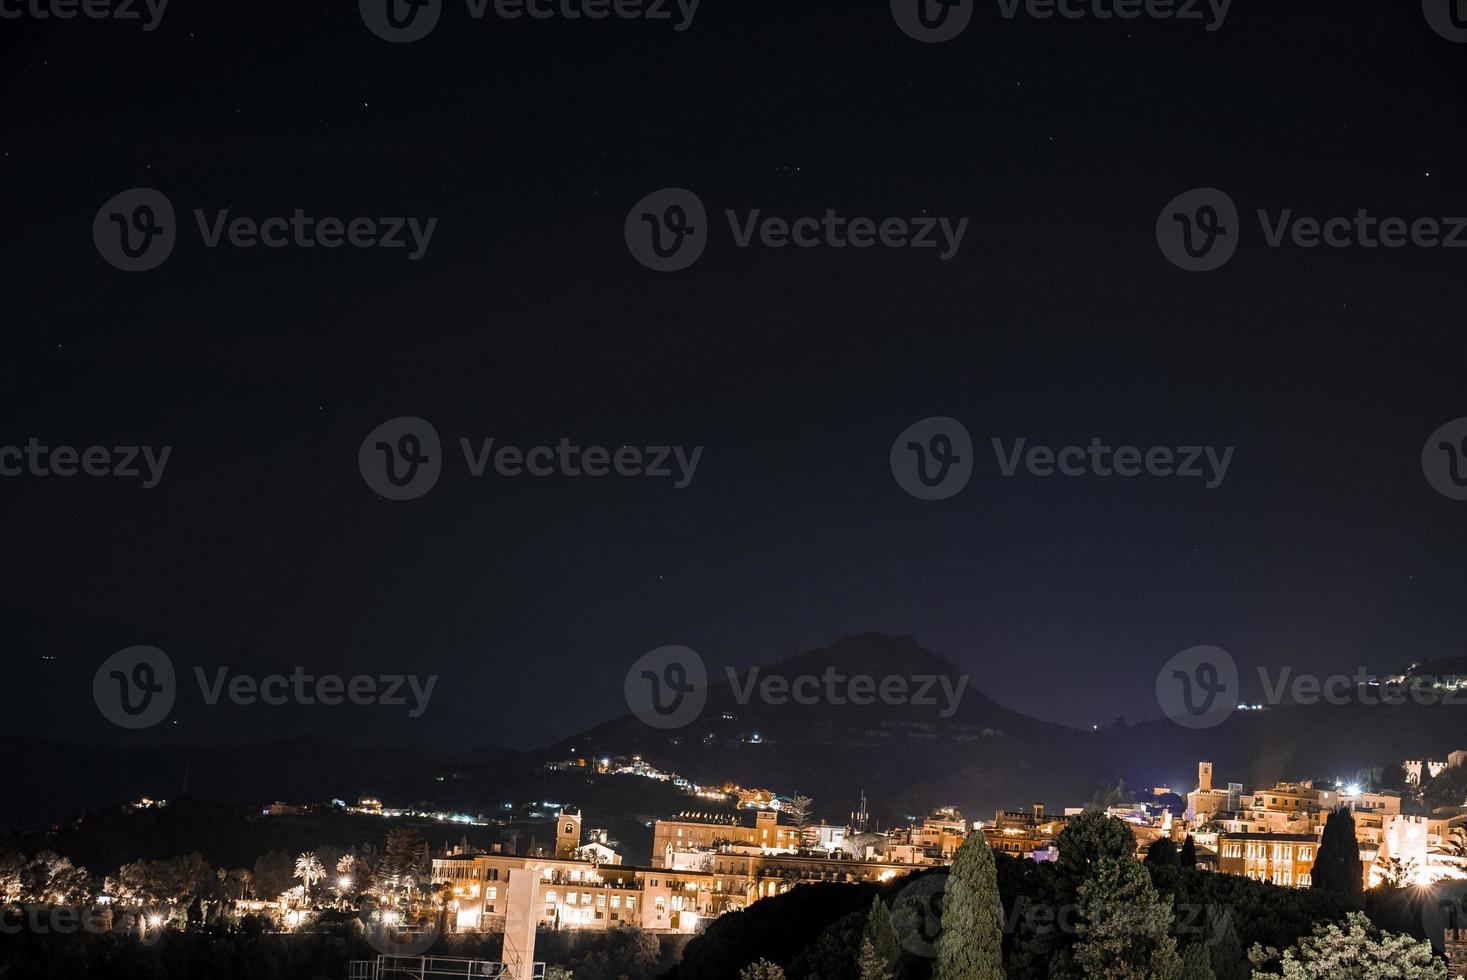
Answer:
(556, 809, 583, 858)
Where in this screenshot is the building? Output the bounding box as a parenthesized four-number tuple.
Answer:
(912, 807, 968, 859)
(1186, 762, 1242, 822)
(651, 810, 801, 866)
(1216, 833, 1316, 887)
(985, 804, 1068, 861)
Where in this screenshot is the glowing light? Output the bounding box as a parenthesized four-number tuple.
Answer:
(147, 914, 164, 928)
(382, 911, 400, 926)
(338, 876, 353, 890)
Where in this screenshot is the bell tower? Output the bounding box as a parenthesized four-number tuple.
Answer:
(556, 809, 582, 858)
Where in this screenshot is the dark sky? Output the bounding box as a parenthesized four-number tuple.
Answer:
(2, 0, 1466, 750)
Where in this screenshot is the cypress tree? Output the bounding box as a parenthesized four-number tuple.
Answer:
(1144, 838, 1179, 868)
(934, 832, 1004, 980)
(1178, 836, 1197, 869)
(1179, 942, 1216, 980)
(863, 894, 900, 975)
(1071, 856, 1183, 979)
(1311, 808, 1364, 909)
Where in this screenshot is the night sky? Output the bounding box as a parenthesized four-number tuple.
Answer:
(2, 0, 1466, 751)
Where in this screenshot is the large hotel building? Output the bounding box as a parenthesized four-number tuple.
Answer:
(433, 807, 941, 935)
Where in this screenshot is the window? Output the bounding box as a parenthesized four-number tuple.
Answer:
(487, 887, 497, 901)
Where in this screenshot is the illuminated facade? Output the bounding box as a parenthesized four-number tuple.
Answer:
(1216, 833, 1316, 887)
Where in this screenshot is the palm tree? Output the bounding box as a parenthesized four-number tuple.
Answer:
(294, 853, 325, 906)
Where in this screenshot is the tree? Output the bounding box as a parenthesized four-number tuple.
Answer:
(785, 796, 814, 848)
(1087, 780, 1130, 812)
(252, 851, 295, 901)
(1204, 905, 1248, 980)
(740, 959, 785, 980)
(1145, 839, 1179, 868)
(294, 852, 325, 905)
(1311, 809, 1364, 909)
(1071, 856, 1182, 979)
(1274, 912, 1448, 979)
(933, 831, 1003, 980)
(1055, 812, 1137, 905)
(859, 938, 893, 980)
(1375, 856, 1419, 889)
(1178, 943, 1215, 980)
(1178, 836, 1197, 869)
(377, 827, 427, 896)
(862, 894, 899, 975)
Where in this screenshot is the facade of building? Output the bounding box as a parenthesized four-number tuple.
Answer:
(1216, 833, 1316, 887)
(985, 805, 1068, 860)
(650, 810, 801, 866)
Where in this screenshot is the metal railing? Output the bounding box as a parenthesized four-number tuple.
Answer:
(347, 955, 547, 980)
